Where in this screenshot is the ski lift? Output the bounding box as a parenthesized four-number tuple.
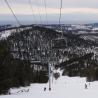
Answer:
(52, 25, 67, 49)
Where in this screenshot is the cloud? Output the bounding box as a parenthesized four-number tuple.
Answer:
(1, 0, 98, 23)
(0, 4, 98, 15)
(12, 0, 98, 8)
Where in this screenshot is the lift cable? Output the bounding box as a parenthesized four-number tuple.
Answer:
(59, 0, 63, 37)
(4, 0, 21, 26)
(37, 0, 42, 24)
(28, 0, 37, 24)
(59, 0, 62, 25)
(43, 0, 48, 25)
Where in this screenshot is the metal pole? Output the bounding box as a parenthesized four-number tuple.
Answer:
(48, 63, 51, 91)
(52, 63, 54, 83)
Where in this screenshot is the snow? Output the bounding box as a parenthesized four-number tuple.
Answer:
(80, 35, 98, 42)
(92, 27, 98, 31)
(0, 70, 98, 98)
(0, 30, 12, 39)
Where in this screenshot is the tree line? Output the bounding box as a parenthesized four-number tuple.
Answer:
(0, 40, 48, 94)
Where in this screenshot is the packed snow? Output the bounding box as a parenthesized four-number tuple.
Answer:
(0, 70, 98, 98)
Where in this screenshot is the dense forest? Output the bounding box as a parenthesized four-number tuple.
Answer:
(0, 40, 48, 94)
(0, 26, 98, 94)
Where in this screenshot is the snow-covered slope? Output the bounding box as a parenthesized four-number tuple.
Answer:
(0, 71, 98, 98)
(0, 30, 12, 39)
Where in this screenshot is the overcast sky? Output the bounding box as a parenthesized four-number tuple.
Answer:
(0, 0, 98, 24)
